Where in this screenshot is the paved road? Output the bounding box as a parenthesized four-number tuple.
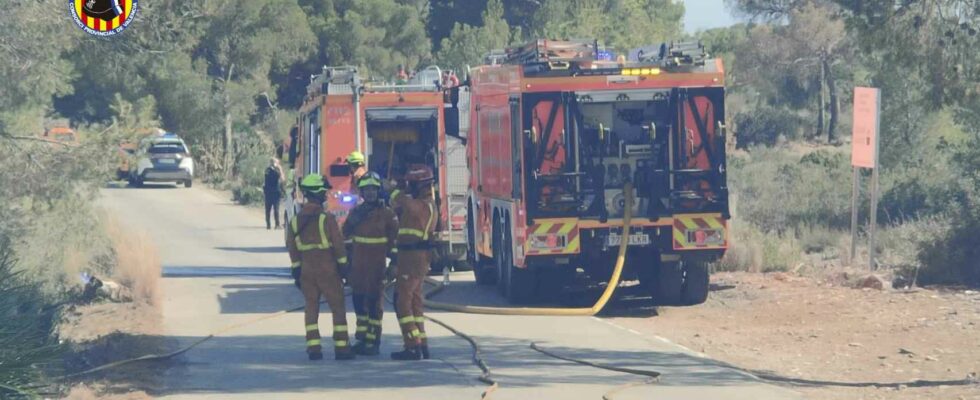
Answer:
(99, 184, 801, 400)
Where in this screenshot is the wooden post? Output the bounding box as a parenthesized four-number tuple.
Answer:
(850, 167, 860, 263)
(869, 165, 879, 271)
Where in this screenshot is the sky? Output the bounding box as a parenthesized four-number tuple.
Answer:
(681, 0, 740, 33)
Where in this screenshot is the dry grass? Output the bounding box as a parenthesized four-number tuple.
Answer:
(64, 384, 152, 400)
(103, 217, 161, 307)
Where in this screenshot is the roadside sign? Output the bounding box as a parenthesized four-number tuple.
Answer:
(851, 87, 880, 168)
(849, 86, 882, 271)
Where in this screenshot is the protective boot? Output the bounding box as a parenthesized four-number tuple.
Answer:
(390, 348, 422, 361)
(355, 321, 380, 356)
(335, 352, 356, 361)
(308, 352, 323, 361)
(420, 345, 430, 360)
(356, 341, 380, 356)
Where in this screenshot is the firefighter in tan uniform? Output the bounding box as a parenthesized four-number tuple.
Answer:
(386, 165, 438, 361)
(342, 172, 397, 356)
(346, 151, 367, 190)
(287, 174, 355, 361)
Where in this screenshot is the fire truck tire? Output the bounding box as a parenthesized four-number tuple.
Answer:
(642, 262, 683, 306)
(473, 260, 497, 285)
(503, 222, 535, 304)
(681, 261, 710, 305)
(494, 219, 508, 294)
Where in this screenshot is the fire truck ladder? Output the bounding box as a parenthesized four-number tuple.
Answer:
(505, 39, 597, 67)
(307, 65, 361, 97)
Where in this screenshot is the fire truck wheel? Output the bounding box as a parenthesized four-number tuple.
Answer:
(473, 259, 497, 285)
(681, 261, 710, 305)
(466, 204, 477, 264)
(494, 220, 508, 294)
(641, 261, 683, 306)
(503, 222, 535, 304)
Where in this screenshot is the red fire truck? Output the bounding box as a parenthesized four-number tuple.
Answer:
(447, 40, 730, 305)
(290, 66, 469, 273)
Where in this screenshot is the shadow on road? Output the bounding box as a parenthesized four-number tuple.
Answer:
(218, 282, 304, 314)
(428, 278, 665, 318)
(162, 266, 290, 279)
(90, 330, 763, 396)
(477, 337, 763, 389)
(103, 182, 181, 190)
(215, 246, 287, 254)
(104, 278, 778, 396)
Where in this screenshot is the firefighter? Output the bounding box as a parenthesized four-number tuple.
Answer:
(346, 151, 367, 189)
(342, 172, 398, 356)
(287, 174, 355, 361)
(385, 165, 438, 361)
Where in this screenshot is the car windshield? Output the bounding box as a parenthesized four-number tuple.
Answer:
(148, 143, 186, 154)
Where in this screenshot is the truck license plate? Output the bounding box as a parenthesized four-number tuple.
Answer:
(607, 232, 650, 246)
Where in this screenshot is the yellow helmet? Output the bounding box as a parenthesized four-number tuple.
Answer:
(299, 174, 328, 193)
(357, 172, 382, 188)
(346, 151, 365, 165)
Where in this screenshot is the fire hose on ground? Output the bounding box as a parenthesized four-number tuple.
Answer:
(58, 182, 978, 398)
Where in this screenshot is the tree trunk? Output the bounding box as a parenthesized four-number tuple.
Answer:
(825, 57, 839, 143)
(817, 56, 826, 139)
(223, 64, 235, 182)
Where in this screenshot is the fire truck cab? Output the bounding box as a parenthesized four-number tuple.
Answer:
(293, 66, 470, 273)
(448, 39, 730, 305)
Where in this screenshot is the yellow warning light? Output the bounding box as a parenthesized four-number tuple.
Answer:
(620, 67, 662, 76)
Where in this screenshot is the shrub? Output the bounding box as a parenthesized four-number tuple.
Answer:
(104, 217, 161, 306)
(714, 218, 802, 273)
(728, 147, 851, 233)
(715, 218, 764, 272)
(733, 107, 804, 148)
(0, 240, 62, 398)
(797, 224, 841, 254)
(231, 154, 272, 205)
(916, 184, 980, 287)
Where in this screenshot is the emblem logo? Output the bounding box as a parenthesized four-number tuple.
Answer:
(69, 0, 138, 36)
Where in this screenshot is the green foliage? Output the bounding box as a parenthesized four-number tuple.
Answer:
(232, 155, 274, 206)
(0, 0, 77, 138)
(436, 0, 514, 72)
(0, 240, 63, 398)
(729, 147, 851, 233)
(733, 107, 804, 147)
(797, 224, 840, 254)
(530, 0, 684, 53)
(714, 219, 802, 272)
(916, 123, 980, 287)
(328, 0, 432, 77)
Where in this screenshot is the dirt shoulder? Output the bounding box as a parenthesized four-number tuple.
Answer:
(58, 301, 175, 399)
(615, 271, 980, 400)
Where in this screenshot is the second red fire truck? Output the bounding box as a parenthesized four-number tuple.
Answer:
(289, 66, 469, 273)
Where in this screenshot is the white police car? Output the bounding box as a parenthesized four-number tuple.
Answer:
(129, 133, 194, 188)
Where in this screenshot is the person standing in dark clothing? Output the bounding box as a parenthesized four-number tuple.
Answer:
(264, 157, 285, 229)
